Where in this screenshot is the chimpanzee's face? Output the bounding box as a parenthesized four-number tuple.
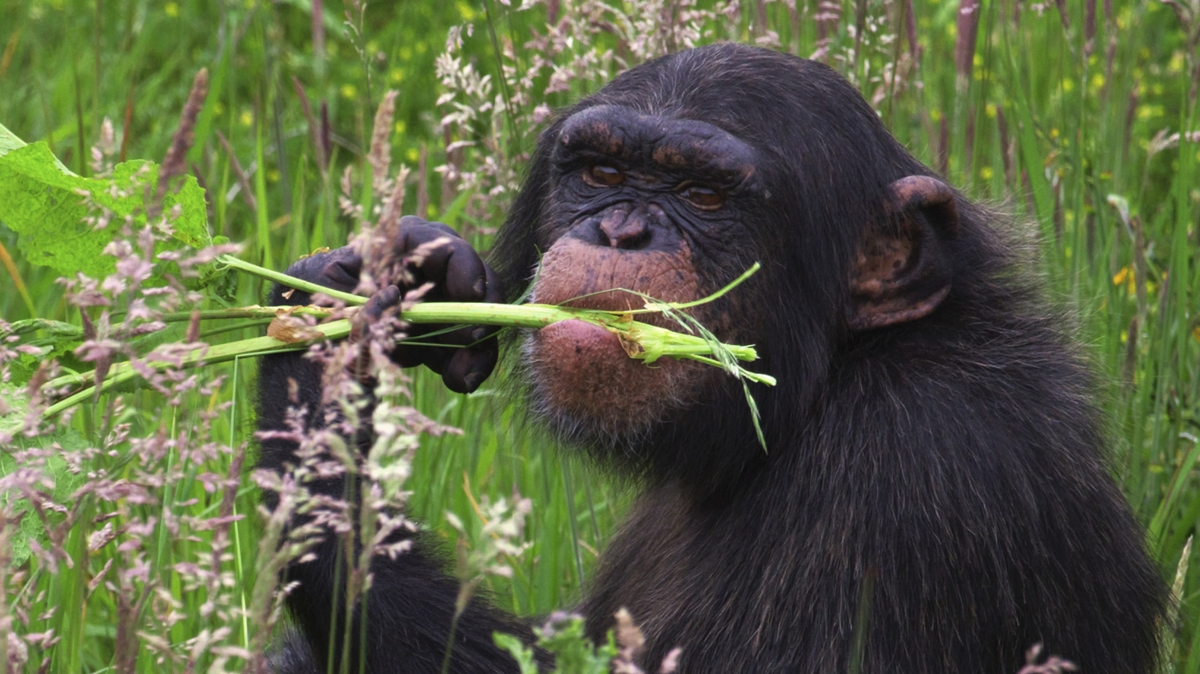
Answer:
(521, 105, 765, 445)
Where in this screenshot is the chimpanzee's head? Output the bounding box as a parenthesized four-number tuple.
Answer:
(492, 44, 963, 479)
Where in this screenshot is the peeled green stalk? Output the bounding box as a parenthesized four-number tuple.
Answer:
(41, 258, 775, 419)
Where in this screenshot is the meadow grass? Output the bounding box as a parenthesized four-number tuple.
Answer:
(0, 1, 1197, 672)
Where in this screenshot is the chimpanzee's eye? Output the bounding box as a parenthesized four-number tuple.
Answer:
(584, 164, 625, 187)
(680, 185, 724, 210)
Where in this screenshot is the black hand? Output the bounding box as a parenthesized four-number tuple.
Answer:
(350, 214, 508, 393)
(368, 216, 504, 393)
(271, 246, 363, 305)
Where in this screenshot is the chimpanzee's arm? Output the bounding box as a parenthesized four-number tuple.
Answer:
(256, 223, 533, 673)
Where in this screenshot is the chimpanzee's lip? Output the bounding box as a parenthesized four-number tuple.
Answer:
(526, 315, 699, 437)
(537, 318, 620, 351)
(553, 290, 650, 313)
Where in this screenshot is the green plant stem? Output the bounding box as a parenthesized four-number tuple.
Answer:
(42, 320, 350, 418)
(40, 257, 775, 418)
(42, 301, 774, 418)
(219, 254, 365, 305)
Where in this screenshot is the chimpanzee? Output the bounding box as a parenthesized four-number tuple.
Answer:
(258, 44, 1167, 673)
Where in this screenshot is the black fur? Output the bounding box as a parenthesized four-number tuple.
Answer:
(260, 44, 1166, 673)
(257, 251, 530, 673)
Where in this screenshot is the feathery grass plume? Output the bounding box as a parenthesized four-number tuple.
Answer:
(1083, 0, 1097, 57)
(0, 510, 15, 671)
(0, 166, 285, 671)
(369, 90, 399, 200)
(217, 124, 465, 673)
(444, 489, 533, 672)
(609, 607, 681, 673)
(5, 225, 255, 666)
(90, 116, 116, 177)
(378, 160, 411, 234)
(953, 0, 980, 84)
(435, 0, 733, 228)
(1160, 536, 1194, 671)
(1158, 0, 1200, 105)
(1016, 644, 1076, 674)
(814, 1, 842, 61)
(152, 68, 208, 216)
(902, 0, 919, 61)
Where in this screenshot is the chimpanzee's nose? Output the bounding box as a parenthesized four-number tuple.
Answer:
(598, 204, 656, 250)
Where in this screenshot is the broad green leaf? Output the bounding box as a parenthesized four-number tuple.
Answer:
(0, 400, 88, 567)
(0, 121, 32, 158)
(1, 320, 85, 387)
(0, 134, 211, 279)
(0, 383, 30, 438)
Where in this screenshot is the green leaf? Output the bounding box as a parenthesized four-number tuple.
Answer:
(532, 615, 618, 674)
(0, 134, 211, 279)
(1, 319, 85, 387)
(492, 633, 540, 674)
(0, 383, 30, 438)
(0, 121, 32, 158)
(0, 404, 88, 567)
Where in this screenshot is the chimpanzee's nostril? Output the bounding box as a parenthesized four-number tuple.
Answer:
(599, 207, 653, 250)
(606, 226, 652, 249)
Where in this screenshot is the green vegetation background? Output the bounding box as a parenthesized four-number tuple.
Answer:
(0, 0, 1197, 671)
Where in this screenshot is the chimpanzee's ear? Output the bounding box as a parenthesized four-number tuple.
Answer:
(847, 175, 959, 331)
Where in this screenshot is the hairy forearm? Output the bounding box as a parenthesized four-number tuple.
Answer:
(255, 250, 536, 674)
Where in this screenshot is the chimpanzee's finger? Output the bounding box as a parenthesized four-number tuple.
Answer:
(442, 339, 500, 394)
(281, 246, 363, 293)
(437, 263, 505, 346)
(352, 285, 401, 343)
(398, 215, 458, 239)
(391, 319, 494, 371)
(424, 323, 496, 352)
(435, 238, 489, 301)
(396, 219, 461, 282)
(396, 221, 487, 302)
(439, 266, 504, 389)
(483, 263, 505, 304)
(425, 260, 504, 389)
(417, 264, 504, 349)
(391, 328, 451, 370)
(398, 219, 460, 256)
(384, 216, 502, 390)
(318, 247, 364, 293)
(409, 343, 450, 375)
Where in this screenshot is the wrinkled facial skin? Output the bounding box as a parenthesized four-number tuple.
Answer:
(522, 105, 764, 445)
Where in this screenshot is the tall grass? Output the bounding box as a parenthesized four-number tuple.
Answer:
(0, 0, 1197, 672)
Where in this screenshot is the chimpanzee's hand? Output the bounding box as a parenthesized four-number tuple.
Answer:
(277, 218, 502, 393)
(351, 216, 504, 394)
(276, 246, 363, 299)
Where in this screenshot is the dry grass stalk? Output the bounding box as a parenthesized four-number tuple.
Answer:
(152, 68, 208, 216)
(1084, 0, 1097, 56)
(954, 0, 980, 84)
(369, 90, 399, 198)
(1053, 0, 1071, 32)
(292, 75, 330, 175)
(215, 130, 257, 212)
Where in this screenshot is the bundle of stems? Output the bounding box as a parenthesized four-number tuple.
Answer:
(41, 256, 775, 419)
